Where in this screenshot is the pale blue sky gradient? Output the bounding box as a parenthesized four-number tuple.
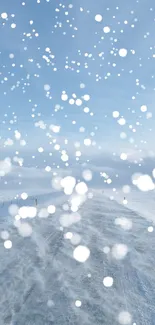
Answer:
(0, 0, 155, 166)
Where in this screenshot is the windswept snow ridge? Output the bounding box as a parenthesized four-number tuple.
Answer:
(0, 192, 155, 324)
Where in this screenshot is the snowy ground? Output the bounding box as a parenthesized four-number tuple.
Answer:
(0, 191, 155, 325)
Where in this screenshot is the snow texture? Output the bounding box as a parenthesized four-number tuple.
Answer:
(0, 192, 155, 324)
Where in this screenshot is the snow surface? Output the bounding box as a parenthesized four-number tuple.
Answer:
(0, 191, 155, 325)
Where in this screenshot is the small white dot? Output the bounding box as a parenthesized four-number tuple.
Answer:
(120, 153, 127, 160)
(65, 232, 73, 239)
(95, 14, 103, 22)
(9, 53, 15, 59)
(84, 107, 89, 113)
(83, 94, 90, 101)
(103, 276, 113, 287)
(1, 12, 8, 19)
(21, 192, 28, 200)
(119, 48, 128, 57)
(140, 105, 147, 112)
(113, 111, 119, 118)
(118, 117, 126, 125)
(118, 311, 132, 325)
(69, 98, 75, 105)
(148, 226, 154, 232)
(75, 98, 82, 106)
(47, 205, 56, 214)
(84, 138, 91, 146)
(73, 245, 90, 263)
(75, 300, 82, 307)
(103, 26, 110, 33)
(38, 147, 44, 153)
(11, 23, 16, 29)
(45, 166, 51, 172)
(4, 240, 12, 249)
(61, 93, 68, 101)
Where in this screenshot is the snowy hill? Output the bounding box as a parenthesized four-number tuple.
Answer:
(0, 192, 155, 325)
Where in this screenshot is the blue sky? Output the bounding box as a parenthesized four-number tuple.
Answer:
(0, 0, 155, 166)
